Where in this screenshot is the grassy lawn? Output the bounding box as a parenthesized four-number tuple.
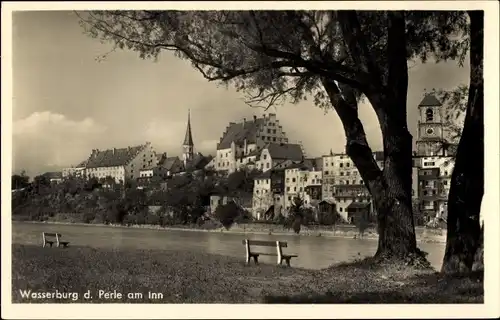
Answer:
(11, 244, 483, 303)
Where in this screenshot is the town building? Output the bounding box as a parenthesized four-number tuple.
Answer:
(320, 151, 383, 222)
(210, 194, 252, 215)
(416, 94, 446, 156)
(214, 113, 290, 174)
(283, 162, 323, 212)
(84, 142, 156, 183)
(413, 93, 458, 222)
(257, 142, 304, 172)
(62, 160, 87, 179)
(251, 167, 288, 220)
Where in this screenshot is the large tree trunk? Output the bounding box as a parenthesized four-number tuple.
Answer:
(323, 11, 423, 263)
(441, 11, 483, 274)
(321, 77, 423, 263)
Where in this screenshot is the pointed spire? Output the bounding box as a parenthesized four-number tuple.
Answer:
(183, 109, 194, 146)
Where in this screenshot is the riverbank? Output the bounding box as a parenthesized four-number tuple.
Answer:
(11, 244, 482, 303)
(13, 220, 447, 244)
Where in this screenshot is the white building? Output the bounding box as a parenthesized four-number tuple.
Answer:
(283, 163, 323, 212)
(215, 113, 290, 174)
(257, 142, 304, 172)
(84, 142, 156, 183)
(320, 151, 383, 221)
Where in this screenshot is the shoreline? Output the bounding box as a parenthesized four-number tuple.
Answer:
(13, 220, 447, 244)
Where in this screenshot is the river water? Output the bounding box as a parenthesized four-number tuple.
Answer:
(11, 222, 445, 270)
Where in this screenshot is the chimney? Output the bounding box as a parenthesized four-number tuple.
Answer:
(253, 115, 257, 121)
(113, 148, 116, 155)
(243, 118, 246, 124)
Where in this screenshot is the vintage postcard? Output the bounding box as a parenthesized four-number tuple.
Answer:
(2, 1, 499, 319)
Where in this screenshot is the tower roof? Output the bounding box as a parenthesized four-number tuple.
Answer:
(183, 110, 194, 146)
(418, 94, 442, 107)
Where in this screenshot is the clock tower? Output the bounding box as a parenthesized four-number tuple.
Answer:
(416, 94, 444, 156)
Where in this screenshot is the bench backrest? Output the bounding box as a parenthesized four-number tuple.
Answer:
(241, 239, 288, 248)
(43, 233, 62, 238)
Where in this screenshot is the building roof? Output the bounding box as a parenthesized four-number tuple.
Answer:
(185, 152, 212, 171)
(158, 156, 182, 171)
(347, 202, 371, 210)
(302, 157, 323, 170)
(76, 160, 88, 168)
(183, 110, 194, 146)
(319, 199, 335, 205)
(85, 144, 146, 168)
(217, 117, 265, 150)
(155, 153, 166, 164)
(418, 94, 442, 107)
(266, 143, 303, 161)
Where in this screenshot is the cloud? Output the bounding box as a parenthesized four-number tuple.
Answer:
(12, 111, 107, 176)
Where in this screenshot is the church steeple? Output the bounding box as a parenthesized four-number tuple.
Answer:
(182, 109, 194, 165)
(183, 109, 194, 147)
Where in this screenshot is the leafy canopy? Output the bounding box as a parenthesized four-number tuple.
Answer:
(78, 10, 469, 110)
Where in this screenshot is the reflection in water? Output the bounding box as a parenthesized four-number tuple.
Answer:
(12, 222, 445, 270)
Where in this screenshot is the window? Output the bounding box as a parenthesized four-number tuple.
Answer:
(299, 187, 302, 192)
(340, 163, 343, 168)
(346, 163, 350, 168)
(263, 155, 267, 160)
(292, 178, 296, 182)
(423, 190, 428, 195)
(273, 137, 276, 141)
(443, 180, 448, 185)
(325, 171, 329, 175)
(426, 108, 434, 122)
(287, 187, 290, 191)
(294, 187, 296, 192)
(273, 129, 276, 134)
(266, 163, 270, 168)
(339, 207, 343, 212)
(286, 178, 290, 182)
(340, 172, 344, 176)
(267, 129, 271, 133)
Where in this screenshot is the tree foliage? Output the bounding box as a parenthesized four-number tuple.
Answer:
(12, 171, 30, 190)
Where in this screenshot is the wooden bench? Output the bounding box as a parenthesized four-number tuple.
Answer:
(42, 232, 70, 248)
(242, 239, 298, 267)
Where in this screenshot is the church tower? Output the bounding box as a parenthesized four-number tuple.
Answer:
(182, 109, 194, 166)
(416, 94, 444, 156)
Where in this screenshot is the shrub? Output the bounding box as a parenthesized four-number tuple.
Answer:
(135, 214, 146, 225)
(214, 201, 240, 230)
(292, 217, 302, 234)
(145, 214, 160, 225)
(273, 213, 286, 225)
(122, 214, 137, 226)
(82, 211, 96, 224)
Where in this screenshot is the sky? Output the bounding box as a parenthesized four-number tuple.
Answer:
(12, 11, 470, 177)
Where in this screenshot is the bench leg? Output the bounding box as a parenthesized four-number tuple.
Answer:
(252, 255, 259, 265)
(285, 258, 291, 267)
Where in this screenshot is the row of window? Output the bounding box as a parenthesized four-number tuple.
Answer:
(259, 136, 287, 143)
(324, 161, 352, 168)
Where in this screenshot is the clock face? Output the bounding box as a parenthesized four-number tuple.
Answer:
(426, 128, 434, 135)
